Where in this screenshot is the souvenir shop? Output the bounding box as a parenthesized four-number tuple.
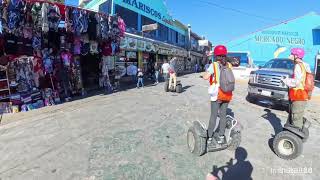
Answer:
(157, 46, 188, 74)
(0, 0, 125, 113)
(119, 35, 157, 77)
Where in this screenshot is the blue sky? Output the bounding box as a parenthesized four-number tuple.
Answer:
(66, 0, 320, 44)
(165, 0, 320, 44)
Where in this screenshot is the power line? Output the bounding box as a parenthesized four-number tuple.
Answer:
(197, 0, 282, 22)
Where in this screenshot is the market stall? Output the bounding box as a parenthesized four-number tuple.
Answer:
(0, 0, 125, 113)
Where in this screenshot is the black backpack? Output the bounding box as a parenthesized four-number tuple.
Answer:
(219, 63, 235, 92)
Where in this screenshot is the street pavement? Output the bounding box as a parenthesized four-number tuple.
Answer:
(0, 74, 319, 180)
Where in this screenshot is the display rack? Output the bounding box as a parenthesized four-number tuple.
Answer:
(0, 65, 11, 102)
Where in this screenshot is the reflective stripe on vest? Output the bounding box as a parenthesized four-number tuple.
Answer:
(289, 63, 308, 101)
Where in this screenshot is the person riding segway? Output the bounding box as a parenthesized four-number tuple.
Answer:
(164, 57, 183, 93)
(187, 45, 241, 156)
(273, 48, 314, 160)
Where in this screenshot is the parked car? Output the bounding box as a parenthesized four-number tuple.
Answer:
(247, 58, 294, 108)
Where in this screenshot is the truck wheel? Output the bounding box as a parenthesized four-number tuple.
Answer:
(176, 84, 183, 93)
(228, 131, 241, 151)
(273, 131, 303, 160)
(187, 127, 206, 156)
(164, 82, 169, 92)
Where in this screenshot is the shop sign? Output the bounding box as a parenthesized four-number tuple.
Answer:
(137, 40, 146, 51)
(127, 37, 138, 50)
(255, 30, 306, 45)
(120, 0, 174, 26)
(119, 50, 126, 57)
(142, 23, 158, 32)
(158, 48, 170, 55)
(126, 51, 137, 59)
(198, 40, 209, 46)
(145, 42, 156, 52)
(120, 37, 128, 49)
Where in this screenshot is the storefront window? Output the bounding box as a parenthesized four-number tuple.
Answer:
(169, 29, 177, 44)
(178, 33, 186, 48)
(115, 5, 138, 34)
(313, 29, 320, 45)
(142, 16, 156, 39)
(158, 24, 169, 42)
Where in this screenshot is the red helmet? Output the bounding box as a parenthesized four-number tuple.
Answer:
(214, 45, 228, 56)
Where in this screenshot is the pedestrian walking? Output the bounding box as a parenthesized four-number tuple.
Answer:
(114, 65, 121, 90)
(161, 60, 170, 82)
(137, 68, 144, 88)
(195, 63, 199, 73)
(154, 62, 160, 84)
(127, 63, 138, 83)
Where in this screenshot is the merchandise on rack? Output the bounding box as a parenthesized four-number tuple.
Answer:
(0, 0, 126, 113)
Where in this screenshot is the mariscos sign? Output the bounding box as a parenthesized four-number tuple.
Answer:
(254, 30, 305, 45)
(121, 0, 173, 25)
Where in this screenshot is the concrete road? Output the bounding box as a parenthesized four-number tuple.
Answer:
(0, 74, 319, 180)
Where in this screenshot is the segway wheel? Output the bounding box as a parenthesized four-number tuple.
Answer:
(164, 82, 169, 92)
(176, 84, 183, 93)
(187, 127, 206, 156)
(273, 131, 303, 160)
(227, 131, 241, 151)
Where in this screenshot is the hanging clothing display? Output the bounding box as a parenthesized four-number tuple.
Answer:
(0, 0, 126, 114)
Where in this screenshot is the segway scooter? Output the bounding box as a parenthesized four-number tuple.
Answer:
(187, 115, 242, 156)
(272, 103, 311, 160)
(164, 78, 183, 93)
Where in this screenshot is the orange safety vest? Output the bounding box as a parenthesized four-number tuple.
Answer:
(209, 62, 233, 102)
(289, 63, 309, 101)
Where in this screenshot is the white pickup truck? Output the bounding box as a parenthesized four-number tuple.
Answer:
(247, 58, 294, 108)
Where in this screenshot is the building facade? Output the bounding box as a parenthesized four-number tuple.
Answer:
(80, 0, 210, 73)
(226, 12, 320, 80)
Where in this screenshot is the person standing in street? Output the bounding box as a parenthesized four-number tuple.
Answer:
(202, 45, 235, 145)
(205, 61, 211, 71)
(169, 58, 177, 90)
(154, 62, 160, 84)
(283, 48, 312, 130)
(195, 63, 199, 73)
(127, 63, 138, 83)
(161, 60, 170, 82)
(114, 65, 121, 90)
(137, 68, 144, 88)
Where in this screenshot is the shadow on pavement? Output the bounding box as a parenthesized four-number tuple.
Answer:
(208, 147, 253, 180)
(261, 109, 284, 154)
(246, 95, 287, 111)
(182, 85, 193, 92)
(262, 109, 283, 135)
(67, 78, 158, 103)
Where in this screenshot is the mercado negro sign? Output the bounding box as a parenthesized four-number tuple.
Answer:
(255, 30, 306, 45)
